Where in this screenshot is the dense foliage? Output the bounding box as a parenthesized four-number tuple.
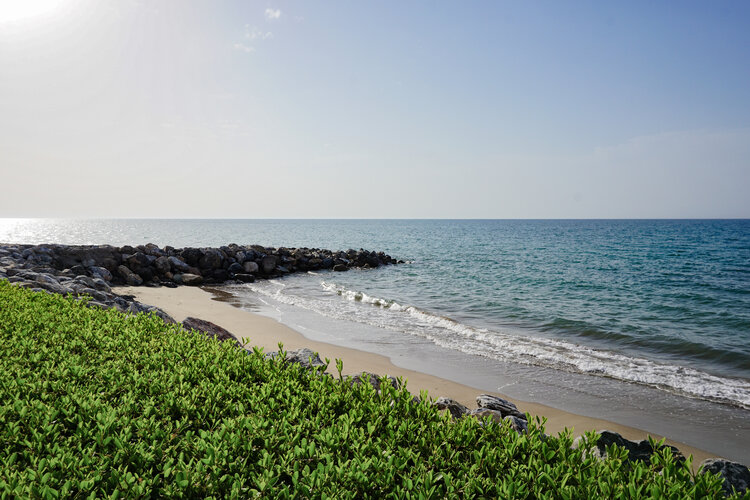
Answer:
(0, 281, 741, 498)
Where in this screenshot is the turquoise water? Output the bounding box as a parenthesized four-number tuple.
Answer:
(2, 218, 749, 409)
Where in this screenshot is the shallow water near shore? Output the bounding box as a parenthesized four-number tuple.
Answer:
(217, 281, 750, 464)
(3, 218, 749, 461)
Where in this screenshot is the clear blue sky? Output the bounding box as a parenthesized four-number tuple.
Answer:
(1, 0, 748, 218)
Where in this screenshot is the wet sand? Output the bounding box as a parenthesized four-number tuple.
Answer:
(118, 285, 714, 466)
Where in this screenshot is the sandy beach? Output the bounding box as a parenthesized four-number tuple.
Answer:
(119, 285, 713, 466)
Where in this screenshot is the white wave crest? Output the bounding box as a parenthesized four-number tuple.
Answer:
(243, 279, 750, 409)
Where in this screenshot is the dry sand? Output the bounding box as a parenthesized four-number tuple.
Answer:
(118, 285, 712, 465)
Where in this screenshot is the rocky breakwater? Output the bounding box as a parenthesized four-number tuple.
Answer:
(0, 242, 399, 318)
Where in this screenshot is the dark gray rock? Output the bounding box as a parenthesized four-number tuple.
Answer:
(34, 273, 60, 286)
(433, 397, 470, 419)
(91, 278, 111, 292)
(53, 245, 121, 271)
(126, 252, 150, 271)
(351, 372, 399, 392)
(36, 280, 69, 295)
(154, 256, 171, 275)
(227, 262, 244, 275)
(89, 266, 113, 282)
(699, 459, 750, 496)
(199, 249, 223, 270)
(261, 255, 277, 274)
(476, 394, 526, 420)
(168, 256, 190, 272)
(210, 269, 229, 282)
(73, 275, 98, 289)
(183, 317, 242, 346)
(181, 273, 203, 286)
(573, 430, 684, 464)
(243, 261, 259, 274)
(234, 274, 256, 283)
(504, 415, 528, 434)
(117, 265, 143, 286)
(136, 267, 154, 283)
(79, 287, 108, 303)
(285, 348, 326, 370)
(470, 408, 505, 424)
(332, 264, 348, 272)
(180, 248, 203, 267)
(144, 243, 163, 256)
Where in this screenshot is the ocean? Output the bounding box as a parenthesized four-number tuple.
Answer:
(2, 218, 749, 460)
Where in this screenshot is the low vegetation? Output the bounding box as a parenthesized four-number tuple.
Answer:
(0, 280, 741, 498)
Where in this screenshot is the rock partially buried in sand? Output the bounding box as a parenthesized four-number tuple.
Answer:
(182, 317, 243, 348)
(181, 273, 203, 286)
(699, 459, 750, 496)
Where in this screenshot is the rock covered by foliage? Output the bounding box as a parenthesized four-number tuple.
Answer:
(1, 281, 746, 498)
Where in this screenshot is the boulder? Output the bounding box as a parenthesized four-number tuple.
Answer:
(53, 245, 121, 271)
(504, 415, 528, 434)
(89, 266, 113, 282)
(182, 317, 242, 347)
(91, 278, 111, 293)
(143, 243, 163, 256)
(699, 459, 750, 496)
(168, 256, 190, 272)
(470, 408, 505, 424)
(117, 265, 143, 286)
(261, 255, 277, 274)
(126, 252, 151, 270)
(433, 397, 470, 419)
(136, 267, 154, 283)
(199, 249, 223, 270)
(243, 261, 259, 274)
(154, 256, 171, 275)
(573, 430, 684, 464)
(36, 280, 70, 296)
(351, 372, 399, 392)
(211, 269, 229, 282)
(332, 264, 348, 272)
(227, 262, 244, 275)
(285, 348, 326, 370)
(73, 275, 98, 288)
(180, 248, 203, 267)
(234, 274, 256, 283)
(181, 273, 203, 286)
(476, 394, 526, 420)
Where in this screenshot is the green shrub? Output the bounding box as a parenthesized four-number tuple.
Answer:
(0, 281, 740, 498)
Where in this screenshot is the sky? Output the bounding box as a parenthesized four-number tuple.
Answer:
(1, 0, 749, 218)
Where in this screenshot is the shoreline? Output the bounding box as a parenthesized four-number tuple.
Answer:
(118, 285, 715, 467)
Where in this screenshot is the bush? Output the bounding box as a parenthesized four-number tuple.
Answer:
(0, 281, 738, 498)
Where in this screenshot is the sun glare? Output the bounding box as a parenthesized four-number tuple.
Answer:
(0, 0, 66, 23)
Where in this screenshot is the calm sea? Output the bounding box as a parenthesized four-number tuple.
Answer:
(2, 219, 749, 411)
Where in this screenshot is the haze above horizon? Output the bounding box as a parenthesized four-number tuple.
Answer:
(1, 1, 748, 218)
